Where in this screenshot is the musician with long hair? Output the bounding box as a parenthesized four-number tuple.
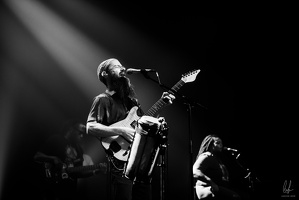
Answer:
(86, 58, 175, 200)
(193, 134, 243, 200)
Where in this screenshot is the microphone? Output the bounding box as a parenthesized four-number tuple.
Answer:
(126, 68, 156, 75)
(223, 147, 239, 152)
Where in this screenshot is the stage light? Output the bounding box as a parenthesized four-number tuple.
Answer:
(5, 0, 109, 99)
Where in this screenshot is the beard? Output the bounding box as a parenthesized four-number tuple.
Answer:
(110, 75, 136, 101)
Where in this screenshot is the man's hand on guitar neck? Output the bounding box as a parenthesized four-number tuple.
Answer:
(161, 92, 175, 105)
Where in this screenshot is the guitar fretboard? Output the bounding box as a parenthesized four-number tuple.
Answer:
(145, 79, 185, 116)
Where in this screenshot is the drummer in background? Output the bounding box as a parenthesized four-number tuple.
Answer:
(86, 58, 175, 200)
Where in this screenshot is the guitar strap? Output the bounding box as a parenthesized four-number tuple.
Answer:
(107, 154, 126, 171)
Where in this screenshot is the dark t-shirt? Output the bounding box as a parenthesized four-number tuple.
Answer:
(87, 93, 129, 125)
(87, 92, 142, 172)
(87, 92, 143, 126)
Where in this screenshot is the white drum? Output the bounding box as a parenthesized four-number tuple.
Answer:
(124, 116, 167, 183)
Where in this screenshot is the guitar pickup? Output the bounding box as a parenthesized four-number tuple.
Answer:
(130, 120, 137, 129)
(109, 141, 121, 153)
(122, 150, 128, 157)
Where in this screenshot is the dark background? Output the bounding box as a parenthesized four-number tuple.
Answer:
(1, 0, 296, 199)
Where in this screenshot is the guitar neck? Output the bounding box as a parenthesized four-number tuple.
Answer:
(145, 79, 185, 116)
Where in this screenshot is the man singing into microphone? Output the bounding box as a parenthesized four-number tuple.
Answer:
(86, 58, 175, 200)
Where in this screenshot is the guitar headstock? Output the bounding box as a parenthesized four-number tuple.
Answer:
(181, 69, 200, 83)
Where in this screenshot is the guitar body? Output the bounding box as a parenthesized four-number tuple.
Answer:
(101, 106, 141, 161)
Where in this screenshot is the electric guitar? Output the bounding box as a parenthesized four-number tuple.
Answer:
(43, 162, 107, 183)
(101, 69, 200, 161)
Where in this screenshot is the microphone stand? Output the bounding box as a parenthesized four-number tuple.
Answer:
(229, 151, 261, 197)
(236, 156, 261, 193)
(139, 71, 207, 200)
(157, 134, 168, 200)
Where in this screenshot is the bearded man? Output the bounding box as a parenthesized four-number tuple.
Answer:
(86, 58, 175, 200)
